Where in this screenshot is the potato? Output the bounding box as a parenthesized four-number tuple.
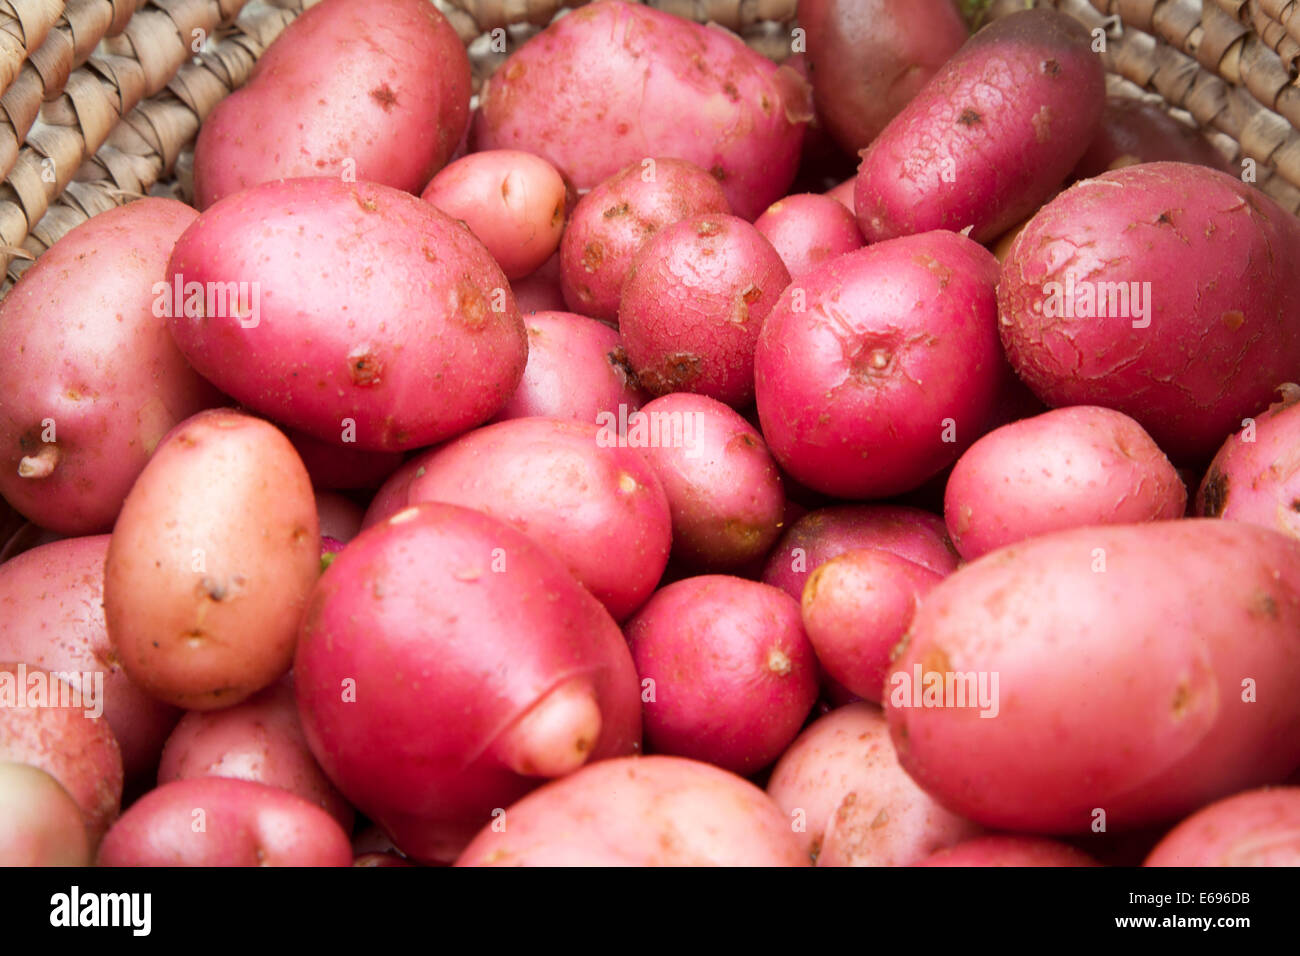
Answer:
(625, 576, 818, 774)
(0, 662, 122, 845)
(999, 162, 1300, 462)
(619, 214, 790, 407)
(104, 410, 319, 711)
(474, 1, 809, 220)
(286, 426, 405, 491)
(0, 536, 179, 783)
(755, 231, 1005, 498)
(1073, 95, 1235, 180)
(887, 520, 1300, 833)
(914, 835, 1101, 867)
(512, 253, 567, 315)
(456, 755, 808, 866)
(944, 406, 1186, 560)
(854, 8, 1104, 243)
(0, 199, 221, 535)
(753, 193, 863, 281)
(193, 0, 469, 207)
(560, 158, 730, 321)
(0, 763, 91, 866)
(166, 177, 527, 452)
(96, 777, 352, 867)
(1144, 787, 1300, 866)
(825, 177, 855, 213)
(767, 703, 980, 865)
(295, 503, 642, 863)
(315, 491, 364, 556)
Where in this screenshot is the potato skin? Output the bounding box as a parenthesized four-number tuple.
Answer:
(456, 755, 808, 866)
(0, 199, 221, 534)
(999, 163, 1300, 462)
(193, 0, 469, 208)
(166, 177, 527, 452)
(0, 763, 91, 866)
(914, 835, 1101, 867)
(96, 777, 352, 867)
(104, 409, 320, 711)
(753, 193, 863, 281)
(1197, 388, 1300, 539)
(1144, 787, 1300, 866)
(887, 520, 1300, 833)
(944, 406, 1186, 560)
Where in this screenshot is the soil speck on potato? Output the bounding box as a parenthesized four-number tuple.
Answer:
(958, 108, 981, 126)
(369, 84, 399, 111)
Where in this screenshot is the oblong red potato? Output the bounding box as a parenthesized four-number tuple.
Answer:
(619, 214, 790, 407)
(854, 8, 1104, 243)
(0, 662, 122, 845)
(560, 158, 731, 321)
(0, 199, 220, 535)
(193, 0, 470, 208)
(634, 393, 784, 569)
(763, 504, 957, 600)
(625, 576, 818, 774)
(801, 549, 943, 703)
(944, 406, 1186, 561)
(914, 835, 1101, 867)
(475, 1, 808, 220)
(999, 162, 1300, 462)
(96, 777, 352, 867)
(491, 312, 646, 426)
(887, 520, 1300, 833)
(422, 149, 567, 279)
(753, 193, 863, 281)
(295, 503, 642, 863)
(166, 177, 527, 452)
(365, 418, 671, 621)
(0, 536, 179, 783)
(286, 426, 405, 491)
(158, 678, 353, 830)
(0, 763, 91, 866)
(456, 755, 808, 866)
(104, 409, 320, 711)
(755, 231, 1005, 498)
(767, 703, 980, 865)
(1144, 787, 1300, 867)
(1073, 95, 1235, 180)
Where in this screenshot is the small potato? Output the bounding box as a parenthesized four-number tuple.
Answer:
(753, 193, 863, 280)
(104, 410, 320, 710)
(825, 178, 855, 213)
(511, 253, 567, 314)
(96, 777, 352, 867)
(1144, 787, 1300, 866)
(315, 491, 364, 555)
(422, 150, 567, 279)
(914, 835, 1101, 867)
(0, 763, 91, 866)
(1073, 95, 1235, 180)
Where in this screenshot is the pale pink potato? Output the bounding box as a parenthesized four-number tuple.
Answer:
(767, 703, 980, 865)
(825, 177, 855, 213)
(1144, 787, 1300, 867)
(753, 193, 863, 280)
(914, 835, 1101, 867)
(456, 756, 809, 866)
(0, 763, 91, 866)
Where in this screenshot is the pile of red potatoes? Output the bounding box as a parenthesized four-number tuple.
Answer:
(3, 0, 1300, 868)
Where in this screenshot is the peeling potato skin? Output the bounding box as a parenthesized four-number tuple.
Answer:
(999, 162, 1300, 462)
(887, 520, 1300, 834)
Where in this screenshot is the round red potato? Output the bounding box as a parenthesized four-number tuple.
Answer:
(914, 835, 1101, 867)
(104, 410, 320, 710)
(1144, 787, 1300, 867)
(625, 576, 818, 774)
(96, 777, 352, 867)
(753, 193, 863, 280)
(456, 755, 808, 867)
(0, 762, 91, 866)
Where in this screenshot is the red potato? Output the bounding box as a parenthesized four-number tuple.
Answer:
(0, 199, 221, 535)
(314, 491, 364, 554)
(755, 231, 1005, 499)
(295, 503, 642, 863)
(634, 393, 784, 569)
(422, 150, 567, 279)
(158, 678, 353, 830)
(0, 762, 91, 866)
(96, 777, 352, 867)
(0, 662, 122, 845)
(286, 426, 405, 491)
(619, 214, 790, 406)
(491, 312, 646, 426)
(1144, 787, 1300, 867)
(511, 253, 567, 314)
(824, 177, 855, 213)
(854, 8, 1104, 243)
(167, 177, 527, 453)
(104, 409, 320, 711)
(753, 193, 864, 280)
(763, 504, 958, 601)
(625, 576, 818, 774)
(914, 835, 1101, 867)
(0, 536, 179, 783)
(999, 162, 1300, 462)
(767, 703, 980, 865)
(365, 417, 671, 621)
(888, 520, 1300, 834)
(193, 0, 469, 208)
(1073, 95, 1235, 180)
(944, 406, 1186, 561)
(559, 157, 731, 322)
(457, 755, 808, 866)
(801, 548, 943, 703)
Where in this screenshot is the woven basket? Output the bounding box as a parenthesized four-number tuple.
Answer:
(1, 0, 1296, 290)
